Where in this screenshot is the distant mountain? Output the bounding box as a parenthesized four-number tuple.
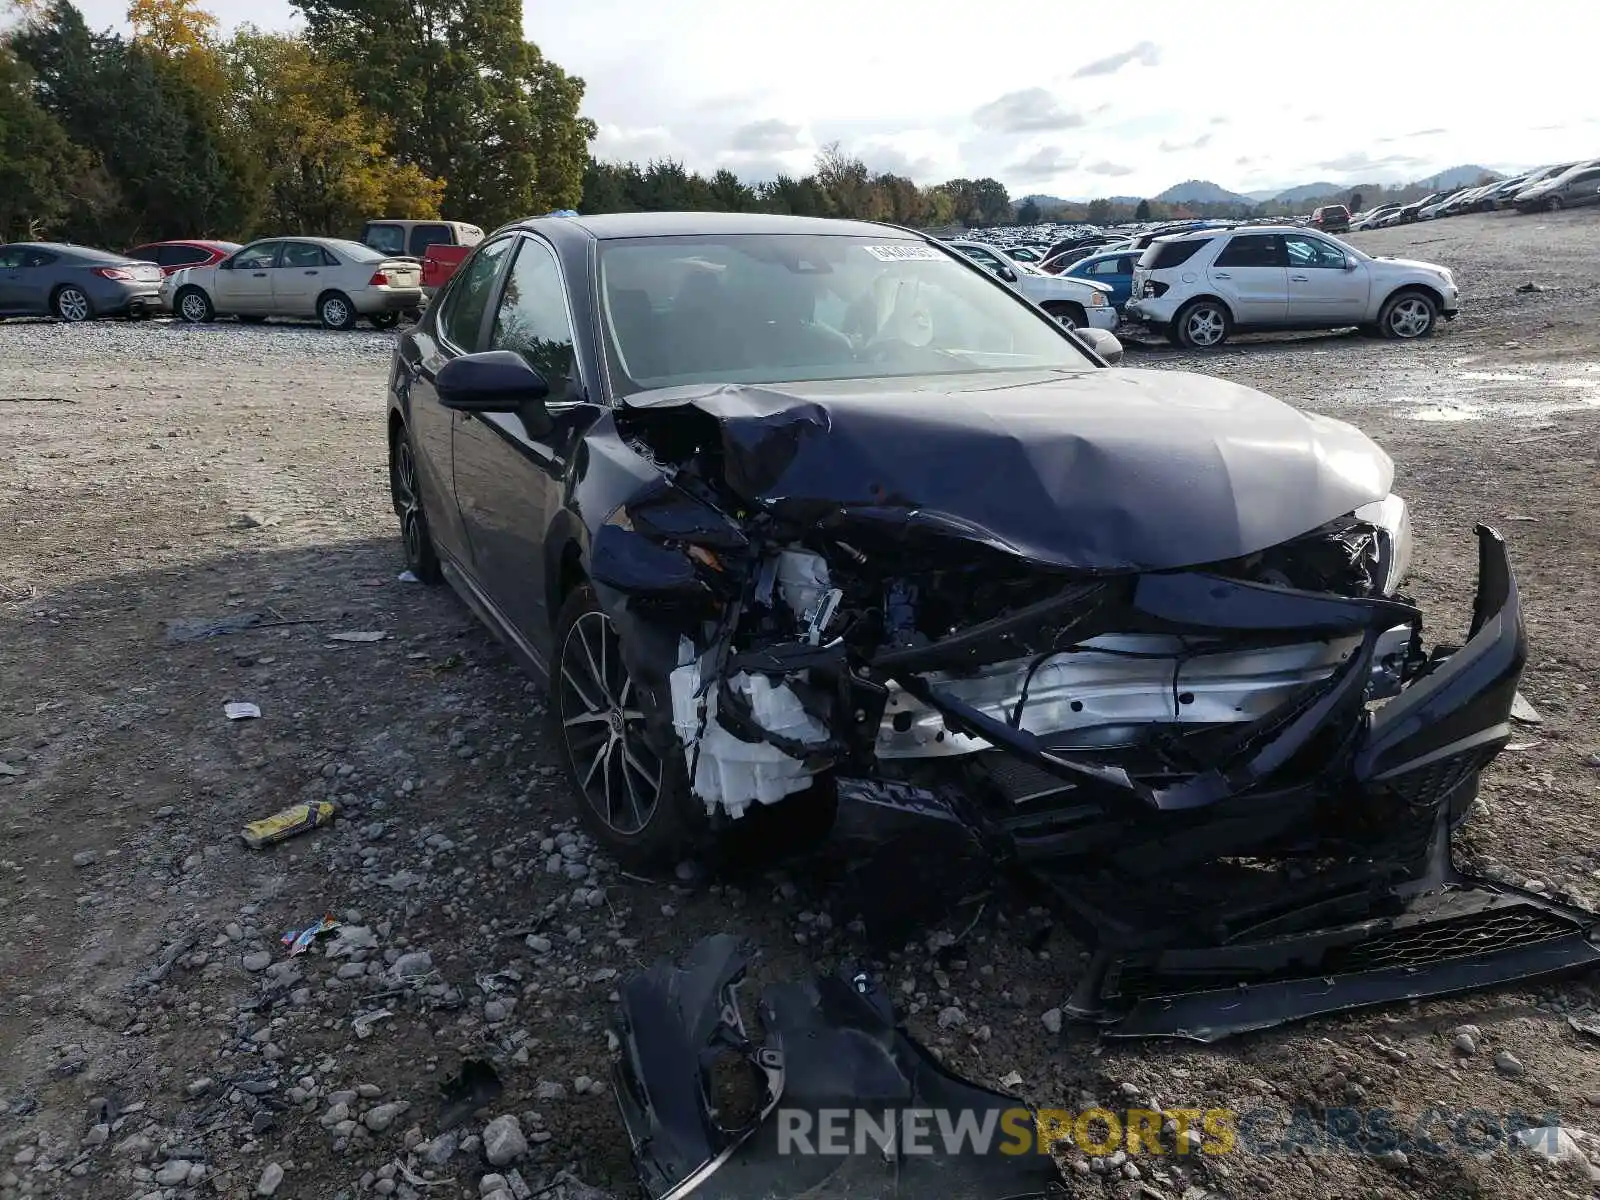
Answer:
(1273, 181, 1344, 204)
(1420, 164, 1497, 190)
(1013, 194, 1071, 209)
(1154, 179, 1249, 205)
(1243, 189, 1282, 202)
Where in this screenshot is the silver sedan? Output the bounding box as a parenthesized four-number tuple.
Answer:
(161, 237, 424, 330)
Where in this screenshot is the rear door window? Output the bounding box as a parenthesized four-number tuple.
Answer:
(408, 224, 452, 257)
(1213, 235, 1286, 268)
(159, 245, 212, 267)
(280, 242, 326, 268)
(22, 249, 58, 268)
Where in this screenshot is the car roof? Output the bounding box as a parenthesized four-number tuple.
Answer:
(1159, 224, 1317, 241)
(514, 211, 911, 241)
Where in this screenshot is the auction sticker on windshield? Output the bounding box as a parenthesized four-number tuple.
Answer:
(863, 244, 945, 262)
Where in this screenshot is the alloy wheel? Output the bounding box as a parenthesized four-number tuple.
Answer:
(56, 289, 90, 322)
(558, 611, 663, 836)
(394, 440, 425, 564)
(180, 293, 208, 322)
(1387, 297, 1433, 338)
(323, 298, 350, 327)
(1185, 305, 1226, 347)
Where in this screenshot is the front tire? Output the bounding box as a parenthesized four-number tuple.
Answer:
(318, 291, 357, 330)
(1043, 301, 1087, 330)
(390, 425, 442, 584)
(1548, 196, 1564, 212)
(551, 585, 693, 867)
(52, 287, 92, 322)
(176, 287, 214, 324)
(1379, 290, 1437, 340)
(1172, 299, 1231, 349)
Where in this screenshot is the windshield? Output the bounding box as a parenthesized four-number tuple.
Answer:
(596, 233, 1094, 394)
(325, 239, 387, 263)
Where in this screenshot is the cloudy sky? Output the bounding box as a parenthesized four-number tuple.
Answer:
(73, 0, 1600, 197)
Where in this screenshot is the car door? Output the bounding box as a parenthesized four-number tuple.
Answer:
(214, 242, 280, 313)
(272, 241, 331, 315)
(1283, 234, 1369, 324)
(405, 235, 518, 572)
(451, 233, 601, 655)
(10, 248, 61, 313)
(0, 247, 27, 313)
(1206, 234, 1288, 325)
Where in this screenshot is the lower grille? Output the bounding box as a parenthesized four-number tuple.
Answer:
(1385, 747, 1496, 811)
(1327, 906, 1575, 974)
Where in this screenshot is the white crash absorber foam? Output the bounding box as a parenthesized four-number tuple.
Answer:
(668, 641, 830, 820)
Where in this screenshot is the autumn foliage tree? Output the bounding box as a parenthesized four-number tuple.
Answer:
(224, 28, 442, 235)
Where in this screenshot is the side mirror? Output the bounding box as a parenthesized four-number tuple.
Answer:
(436, 350, 551, 422)
(219, 258, 234, 270)
(1344, 256, 1359, 271)
(997, 266, 1018, 283)
(1074, 327, 1123, 364)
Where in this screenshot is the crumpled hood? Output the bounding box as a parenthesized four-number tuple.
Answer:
(621, 368, 1393, 571)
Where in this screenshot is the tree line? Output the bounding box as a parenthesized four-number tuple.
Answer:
(0, 0, 590, 245)
(1, 0, 1023, 246)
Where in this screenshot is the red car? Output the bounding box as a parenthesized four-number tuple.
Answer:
(122, 239, 242, 277)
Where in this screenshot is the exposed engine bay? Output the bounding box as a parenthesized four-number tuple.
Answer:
(584, 373, 1600, 1040)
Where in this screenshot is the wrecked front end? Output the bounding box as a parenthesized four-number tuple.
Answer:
(591, 376, 1599, 1040)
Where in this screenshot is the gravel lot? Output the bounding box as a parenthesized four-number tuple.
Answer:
(2, 209, 1600, 1200)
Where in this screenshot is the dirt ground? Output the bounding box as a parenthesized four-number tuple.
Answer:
(2, 208, 1599, 1200)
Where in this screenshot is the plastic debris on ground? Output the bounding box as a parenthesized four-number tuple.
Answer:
(328, 631, 388, 643)
(280, 914, 340, 957)
(1511, 691, 1543, 724)
(397, 570, 420, 583)
(438, 1058, 504, 1130)
(224, 701, 261, 720)
(164, 613, 264, 642)
(240, 801, 337, 849)
(352, 1009, 393, 1039)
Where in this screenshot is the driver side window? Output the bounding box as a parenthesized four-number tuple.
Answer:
(1284, 236, 1347, 269)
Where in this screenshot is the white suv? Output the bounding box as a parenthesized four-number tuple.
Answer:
(948, 240, 1119, 332)
(1124, 226, 1460, 349)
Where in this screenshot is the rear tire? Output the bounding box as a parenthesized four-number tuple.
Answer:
(550, 585, 695, 867)
(52, 286, 92, 322)
(369, 311, 400, 330)
(1173, 298, 1231, 349)
(318, 291, 357, 330)
(176, 287, 214, 324)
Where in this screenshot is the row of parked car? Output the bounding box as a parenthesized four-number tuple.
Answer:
(1343, 158, 1600, 230)
(953, 216, 1461, 350)
(0, 219, 484, 326)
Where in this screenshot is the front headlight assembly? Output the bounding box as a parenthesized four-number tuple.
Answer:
(1356, 493, 1413, 595)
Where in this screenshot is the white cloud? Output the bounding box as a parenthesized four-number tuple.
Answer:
(1071, 40, 1160, 78)
(1007, 147, 1081, 181)
(972, 89, 1084, 134)
(1085, 161, 1135, 177)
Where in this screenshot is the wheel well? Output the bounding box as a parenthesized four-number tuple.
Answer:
(557, 542, 586, 608)
(1177, 294, 1233, 320)
(316, 289, 350, 308)
(387, 413, 405, 509)
(1382, 283, 1443, 312)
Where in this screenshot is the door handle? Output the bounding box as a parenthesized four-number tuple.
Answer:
(252, 272, 267, 277)
(304, 270, 318, 275)
(1290, 274, 1309, 281)
(1211, 272, 1231, 279)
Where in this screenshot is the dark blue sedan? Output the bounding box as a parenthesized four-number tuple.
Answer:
(1062, 250, 1136, 310)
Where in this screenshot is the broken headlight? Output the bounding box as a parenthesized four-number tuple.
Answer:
(1355, 493, 1413, 596)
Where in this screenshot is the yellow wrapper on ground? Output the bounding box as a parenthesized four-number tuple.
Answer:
(241, 801, 337, 849)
